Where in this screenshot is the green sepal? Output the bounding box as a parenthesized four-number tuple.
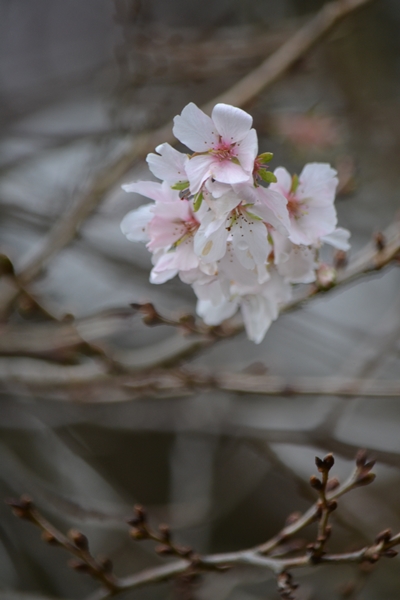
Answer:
(231, 156, 240, 165)
(259, 169, 277, 183)
(290, 174, 299, 194)
(193, 192, 203, 212)
(171, 181, 190, 191)
(258, 152, 274, 164)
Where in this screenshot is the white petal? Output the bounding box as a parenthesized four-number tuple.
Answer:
(204, 189, 241, 218)
(235, 128, 258, 172)
(288, 204, 337, 246)
(211, 160, 252, 185)
(120, 204, 153, 242)
(269, 167, 292, 196)
(147, 143, 188, 183)
(241, 295, 274, 344)
(321, 227, 351, 251)
(122, 180, 177, 203)
(196, 297, 239, 325)
(212, 103, 253, 143)
(194, 216, 228, 263)
(173, 103, 218, 152)
(298, 163, 338, 207)
(186, 154, 215, 193)
(277, 246, 317, 284)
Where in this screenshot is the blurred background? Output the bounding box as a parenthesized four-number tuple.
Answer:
(1, 0, 400, 598)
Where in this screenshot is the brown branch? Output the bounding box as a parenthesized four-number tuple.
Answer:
(9, 452, 398, 600)
(1, 215, 399, 386)
(0, 0, 376, 319)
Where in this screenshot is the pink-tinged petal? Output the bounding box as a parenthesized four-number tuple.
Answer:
(148, 216, 186, 251)
(289, 204, 337, 245)
(196, 297, 239, 326)
(173, 103, 219, 152)
(122, 180, 178, 203)
(321, 227, 351, 251)
(235, 128, 258, 172)
(150, 253, 179, 283)
(147, 143, 188, 183)
(120, 204, 154, 243)
(186, 154, 215, 193)
(277, 246, 317, 284)
(211, 160, 251, 185)
(298, 163, 338, 206)
(212, 103, 252, 143)
(148, 200, 195, 251)
(269, 167, 292, 197)
(153, 199, 193, 222)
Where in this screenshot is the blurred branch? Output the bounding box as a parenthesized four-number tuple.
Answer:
(3, 360, 400, 398)
(8, 453, 399, 600)
(201, 0, 375, 112)
(0, 218, 399, 375)
(0, 0, 375, 318)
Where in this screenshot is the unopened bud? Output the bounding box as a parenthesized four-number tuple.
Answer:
(155, 544, 174, 555)
(334, 249, 347, 269)
(383, 549, 398, 558)
(374, 231, 386, 252)
(356, 449, 368, 467)
(41, 531, 59, 545)
(368, 553, 380, 564)
(159, 523, 171, 543)
(375, 529, 392, 544)
(310, 475, 322, 491)
(68, 529, 89, 552)
(98, 556, 113, 573)
(68, 559, 90, 572)
(130, 527, 147, 540)
(356, 473, 376, 487)
(327, 500, 338, 512)
(316, 263, 336, 289)
(326, 477, 340, 492)
(177, 545, 193, 558)
(6, 495, 34, 519)
(133, 504, 147, 523)
(323, 454, 335, 470)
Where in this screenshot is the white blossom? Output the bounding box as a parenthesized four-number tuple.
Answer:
(120, 103, 350, 343)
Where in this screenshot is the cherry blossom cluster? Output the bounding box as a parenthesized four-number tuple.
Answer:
(121, 102, 350, 343)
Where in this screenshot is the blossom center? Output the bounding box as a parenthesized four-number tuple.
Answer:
(211, 141, 236, 162)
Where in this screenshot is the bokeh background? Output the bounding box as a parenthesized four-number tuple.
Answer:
(1, 1, 400, 598)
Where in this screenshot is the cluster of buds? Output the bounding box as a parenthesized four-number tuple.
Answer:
(121, 102, 351, 343)
(127, 504, 196, 561)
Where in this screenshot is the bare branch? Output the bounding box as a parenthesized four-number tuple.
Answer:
(8, 452, 399, 600)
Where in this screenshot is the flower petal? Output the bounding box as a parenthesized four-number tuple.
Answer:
(212, 103, 253, 143)
(147, 143, 188, 183)
(173, 103, 218, 152)
(120, 204, 153, 243)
